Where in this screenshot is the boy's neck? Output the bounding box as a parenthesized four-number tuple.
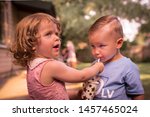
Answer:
(105, 50, 123, 64)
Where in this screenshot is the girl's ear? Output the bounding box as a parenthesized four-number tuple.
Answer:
(116, 38, 124, 49)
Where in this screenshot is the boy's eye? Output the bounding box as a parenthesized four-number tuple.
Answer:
(99, 45, 106, 48)
(90, 45, 95, 48)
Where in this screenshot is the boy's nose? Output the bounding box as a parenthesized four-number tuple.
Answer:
(95, 48, 100, 55)
(94, 49, 102, 57)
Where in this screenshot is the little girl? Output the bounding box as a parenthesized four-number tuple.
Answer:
(10, 13, 104, 100)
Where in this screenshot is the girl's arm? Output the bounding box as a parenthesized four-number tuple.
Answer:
(45, 60, 104, 83)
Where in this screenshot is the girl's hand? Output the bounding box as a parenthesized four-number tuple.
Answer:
(94, 59, 104, 73)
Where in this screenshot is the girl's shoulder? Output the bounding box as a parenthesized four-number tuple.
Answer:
(28, 58, 54, 70)
(44, 59, 66, 70)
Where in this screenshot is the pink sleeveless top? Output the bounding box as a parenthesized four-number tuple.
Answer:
(27, 58, 69, 100)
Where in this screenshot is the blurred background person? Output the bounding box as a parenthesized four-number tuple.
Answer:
(65, 40, 77, 68)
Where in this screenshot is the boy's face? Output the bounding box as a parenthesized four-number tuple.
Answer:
(35, 20, 61, 59)
(89, 26, 123, 63)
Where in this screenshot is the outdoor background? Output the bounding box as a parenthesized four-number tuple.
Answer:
(0, 0, 150, 99)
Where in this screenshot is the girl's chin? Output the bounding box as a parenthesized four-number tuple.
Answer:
(53, 54, 60, 59)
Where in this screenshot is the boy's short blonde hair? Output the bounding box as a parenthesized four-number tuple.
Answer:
(11, 13, 61, 67)
(88, 15, 123, 39)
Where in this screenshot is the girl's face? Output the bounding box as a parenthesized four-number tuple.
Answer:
(89, 26, 123, 63)
(35, 20, 61, 59)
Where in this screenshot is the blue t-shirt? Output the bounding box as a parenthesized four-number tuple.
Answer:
(94, 57, 144, 100)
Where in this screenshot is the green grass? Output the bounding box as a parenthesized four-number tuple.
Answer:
(77, 63, 91, 69)
(77, 62, 150, 100)
(137, 63, 150, 100)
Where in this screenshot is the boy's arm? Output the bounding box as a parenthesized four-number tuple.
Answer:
(130, 94, 144, 100)
(125, 63, 144, 100)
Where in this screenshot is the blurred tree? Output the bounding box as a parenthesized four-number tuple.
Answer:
(47, 0, 150, 45)
(50, 0, 92, 45)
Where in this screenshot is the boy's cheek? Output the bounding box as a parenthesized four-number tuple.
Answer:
(91, 51, 96, 57)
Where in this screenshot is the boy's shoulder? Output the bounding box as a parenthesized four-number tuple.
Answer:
(121, 57, 138, 69)
(105, 57, 138, 72)
(115, 57, 139, 73)
(115, 56, 137, 67)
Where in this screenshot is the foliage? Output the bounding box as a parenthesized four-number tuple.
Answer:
(121, 40, 129, 51)
(49, 0, 150, 44)
(140, 21, 150, 33)
(51, 0, 93, 44)
(76, 47, 94, 62)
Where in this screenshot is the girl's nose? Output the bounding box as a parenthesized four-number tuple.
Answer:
(55, 35, 61, 41)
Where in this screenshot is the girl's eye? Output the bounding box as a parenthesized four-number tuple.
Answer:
(55, 32, 61, 37)
(45, 32, 52, 36)
(55, 32, 58, 36)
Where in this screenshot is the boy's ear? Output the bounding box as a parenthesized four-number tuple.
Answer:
(116, 38, 124, 49)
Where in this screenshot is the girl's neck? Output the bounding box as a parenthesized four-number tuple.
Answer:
(35, 54, 50, 59)
(35, 54, 60, 60)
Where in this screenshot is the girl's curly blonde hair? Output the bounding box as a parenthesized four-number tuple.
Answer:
(10, 13, 61, 67)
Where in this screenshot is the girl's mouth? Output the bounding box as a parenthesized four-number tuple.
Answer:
(53, 44, 60, 50)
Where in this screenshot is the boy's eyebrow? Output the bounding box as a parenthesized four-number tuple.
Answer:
(89, 42, 106, 46)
